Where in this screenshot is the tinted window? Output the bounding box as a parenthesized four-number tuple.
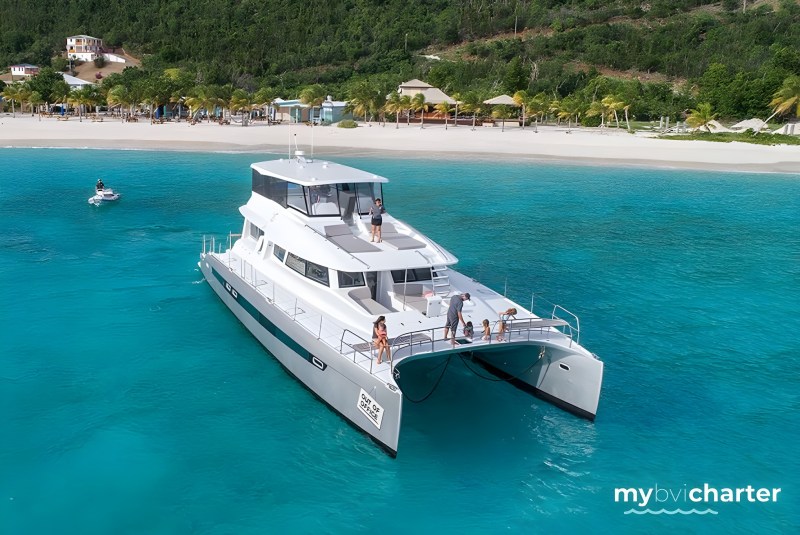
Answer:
(273, 245, 286, 262)
(391, 268, 432, 283)
(252, 171, 287, 207)
(249, 222, 264, 239)
(285, 252, 306, 275)
(306, 261, 330, 286)
(338, 271, 365, 288)
(284, 252, 330, 287)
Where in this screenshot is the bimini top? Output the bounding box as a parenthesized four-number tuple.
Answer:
(251, 153, 389, 187)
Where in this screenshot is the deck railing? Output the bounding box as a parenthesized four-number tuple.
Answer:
(201, 237, 582, 380)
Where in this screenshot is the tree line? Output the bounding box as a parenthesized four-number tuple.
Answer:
(2, 0, 800, 125)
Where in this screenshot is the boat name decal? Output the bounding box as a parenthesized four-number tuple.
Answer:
(357, 388, 384, 429)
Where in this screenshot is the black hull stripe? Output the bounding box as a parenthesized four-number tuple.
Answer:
(473, 356, 596, 421)
(211, 267, 313, 363)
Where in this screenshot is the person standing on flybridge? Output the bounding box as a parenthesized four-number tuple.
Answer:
(369, 198, 385, 242)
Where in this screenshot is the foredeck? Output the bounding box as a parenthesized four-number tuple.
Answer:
(204, 240, 580, 387)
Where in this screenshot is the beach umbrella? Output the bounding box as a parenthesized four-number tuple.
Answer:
(483, 94, 520, 131)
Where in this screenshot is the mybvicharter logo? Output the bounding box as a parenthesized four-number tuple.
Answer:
(614, 484, 782, 515)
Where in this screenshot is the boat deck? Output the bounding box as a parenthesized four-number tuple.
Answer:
(209, 249, 578, 388)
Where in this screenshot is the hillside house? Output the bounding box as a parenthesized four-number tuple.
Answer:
(10, 64, 40, 78)
(66, 35, 103, 61)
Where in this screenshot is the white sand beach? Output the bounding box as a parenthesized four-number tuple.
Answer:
(2, 113, 799, 173)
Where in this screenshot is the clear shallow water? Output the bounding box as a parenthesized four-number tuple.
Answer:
(1, 148, 798, 533)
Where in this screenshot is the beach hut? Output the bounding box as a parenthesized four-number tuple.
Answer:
(483, 94, 520, 131)
(397, 79, 456, 105)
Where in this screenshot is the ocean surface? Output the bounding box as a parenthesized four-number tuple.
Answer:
(1, 148, 798, 533)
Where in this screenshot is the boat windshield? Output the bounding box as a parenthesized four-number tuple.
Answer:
(252, 170, 384, 218)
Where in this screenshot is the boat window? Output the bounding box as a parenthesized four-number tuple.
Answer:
(355, 182, 383, 215)
(285, 252, 330, 287)
(306, 260, 330, 286)
(248, 222, 264, 239)
(286, 252, 305, 274)
(391, 268, 432, 283)
(252, 170, 287, 207)
(273, 245, 286, 262)
(338, 271, 365, 288)
(286, 183, 308, 214)
(307, 184, 339, 216)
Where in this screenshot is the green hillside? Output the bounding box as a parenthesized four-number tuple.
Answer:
(2, 0, 800, 122)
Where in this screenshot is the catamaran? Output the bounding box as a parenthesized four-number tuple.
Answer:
(199, 151, 603, 456)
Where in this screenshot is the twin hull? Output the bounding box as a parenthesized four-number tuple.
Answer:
(200, 254, 602, 455)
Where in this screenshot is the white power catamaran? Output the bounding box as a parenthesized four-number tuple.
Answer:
(199, 152, 603, 456)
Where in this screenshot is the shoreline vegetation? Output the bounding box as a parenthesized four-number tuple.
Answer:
(2, 113, 800, 174)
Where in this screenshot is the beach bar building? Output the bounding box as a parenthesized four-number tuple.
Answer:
(273, 99, 310, 123)
(396, 79, 456, 105)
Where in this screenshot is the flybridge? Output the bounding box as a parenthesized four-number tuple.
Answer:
(251, 152, 389, 186)
(251, 152, 386, 219)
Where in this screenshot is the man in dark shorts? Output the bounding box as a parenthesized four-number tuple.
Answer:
(444, 292, 470, 345)
(369, 198, 385, 242)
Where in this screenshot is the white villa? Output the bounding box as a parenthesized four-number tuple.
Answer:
(66, 35, 126, 64)
(67, 35, 103, 61)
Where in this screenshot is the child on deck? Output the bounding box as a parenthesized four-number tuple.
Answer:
(481, 319, 491, 340)
(463, 321, 474, 338)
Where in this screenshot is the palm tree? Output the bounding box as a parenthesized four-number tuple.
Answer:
(16, 85, 31, 114)
(230, 89, 254, 125)
(513, 90, 529, 130)
(491, 105, 513, 132)
(385, 91, 403, 129)
(28, 91, 44, 120)
(527, 92, 549, 132)
(557, 95, 585, 132)
(254, 86, 279, 124)
(587, 100, 606, 128)
(686, 102, 717, 132)
(346, 78, 377, 124)
(185, 85, 220, 122)
(106, 84, 131, 121)
(434, 101, 451, 129)
(411, 93, 428, 128)
(764, 75, 800, 130)
(400, 95, 412, 126)
(3, 83, 23, 116)
(49, 81, 72, 117)
(451, 92, 462, 127)
(460, 91, 483, 130)
(299, 84, 326, 124)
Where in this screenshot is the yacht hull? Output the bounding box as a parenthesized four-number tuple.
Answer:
(472, 346, 603, 420)
(200, 254, 403, 455)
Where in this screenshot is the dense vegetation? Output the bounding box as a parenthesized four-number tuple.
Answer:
(2, 0, 800, 124)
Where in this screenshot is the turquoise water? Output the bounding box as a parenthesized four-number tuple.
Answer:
(1, 148, 798, 533)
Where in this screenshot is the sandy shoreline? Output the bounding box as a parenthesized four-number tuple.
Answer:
(2, 113, 799, 173)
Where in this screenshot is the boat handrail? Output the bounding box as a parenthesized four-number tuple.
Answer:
(529, 293, 581, 345)
(387, 316, 575, 359)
